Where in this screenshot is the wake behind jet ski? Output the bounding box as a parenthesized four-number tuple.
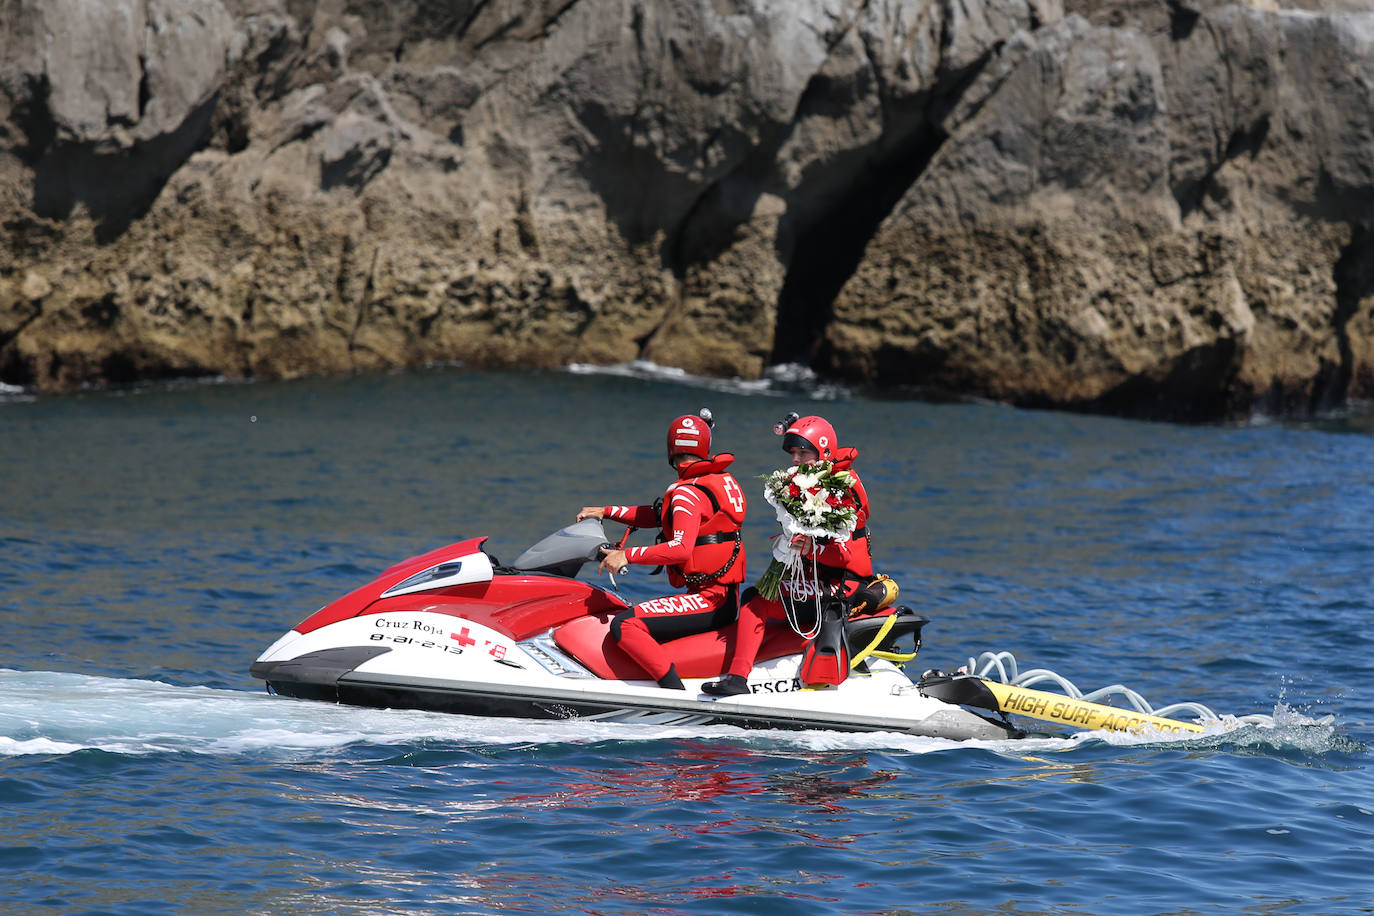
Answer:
(250, 519, 1021, 741)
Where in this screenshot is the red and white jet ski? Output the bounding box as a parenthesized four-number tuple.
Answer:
(250, 520, 1018, 741)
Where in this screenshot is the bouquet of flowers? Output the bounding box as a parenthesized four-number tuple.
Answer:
(754, 460, 860, 601)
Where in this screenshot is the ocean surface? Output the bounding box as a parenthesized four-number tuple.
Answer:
(2, 364, 1371, 915)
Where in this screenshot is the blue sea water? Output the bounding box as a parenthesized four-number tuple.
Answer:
(2, 365, 1371, 915)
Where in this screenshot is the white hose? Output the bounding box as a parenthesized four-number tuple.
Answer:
(963, 651, 1276, 728)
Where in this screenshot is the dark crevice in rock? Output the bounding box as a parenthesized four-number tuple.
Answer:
(662, 12, 869, 288)
(1173, 116, 1268, 219)
(137, 56, 152, 120)
(773, 124, 946, 366)
(94, 352, 219, 388)
(930, 43, 1006, 128)
(82, 293, 121, 329)
(226, 111, 252, 154)
(775, 27, 1000, 367)
(340, 237, 359, 343)
(100, 352, 143, 386)
(459, 0, 495, 40)
(32, 93, 220, 243)
(408, 0, 470, 38)
(632, 312, 665, 352)
(937, 0, 955, 61)
(321, 142, 392, 190)
(1223, 116, 1269, 161)
(514, 185, 539, 255)
(665, 132, 782, 275)
(1327, 221, 1374, 407)
(0, 296, 44, 376)
(1065, 338, 1247, 423)
(629, 2, 646, 53)
(0, 349, 36, 387)
(575, 93, 749, 256)
(528, 0, 582, 42)
(10, 73, 57, 165)
(345, 242, 382, 354)
(250, 16, 310, 102)
(1, 213, 62, 262)
(473, 15, 525, 51)
(1168, 1, 1200, 41)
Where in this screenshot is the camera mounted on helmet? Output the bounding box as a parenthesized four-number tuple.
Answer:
(772, 411, 800, 436)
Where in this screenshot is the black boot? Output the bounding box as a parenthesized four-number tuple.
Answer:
(702, 674, 750, 697)
(657, 664, 685, 690)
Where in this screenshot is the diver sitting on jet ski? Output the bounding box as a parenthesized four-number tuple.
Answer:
(704, 413, 886, 696)
(575, 409, 748, 690)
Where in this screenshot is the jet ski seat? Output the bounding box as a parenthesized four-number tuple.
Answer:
(552, 605, 927, 682)
(845, 605, 928, 657)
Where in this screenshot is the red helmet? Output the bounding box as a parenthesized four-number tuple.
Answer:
(781, 415, 837, 460)
(666, 412, 712, 461)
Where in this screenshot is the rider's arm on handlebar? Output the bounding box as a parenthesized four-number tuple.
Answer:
(581, 504, 658, 528)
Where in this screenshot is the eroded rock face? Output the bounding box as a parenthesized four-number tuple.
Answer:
(823, 4, 1374, 419)
(2, 0, 1373, 421)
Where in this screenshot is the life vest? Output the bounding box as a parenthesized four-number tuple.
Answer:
(813, 448, 873, 582)
(661, 454, 748, 588)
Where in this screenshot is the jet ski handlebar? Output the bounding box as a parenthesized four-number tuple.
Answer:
(509, 519, 631, 578)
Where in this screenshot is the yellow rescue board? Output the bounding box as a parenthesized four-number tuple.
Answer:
(983, 680, 1206, 734)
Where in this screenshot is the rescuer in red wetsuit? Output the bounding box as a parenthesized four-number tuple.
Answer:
(576, 410, 748, 690)
(703, 414, 874, 697)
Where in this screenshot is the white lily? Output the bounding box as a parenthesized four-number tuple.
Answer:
(802, 487, 830, 515)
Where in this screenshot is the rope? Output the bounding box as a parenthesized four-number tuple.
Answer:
(869, 648, 919, 663)
(848, 613, 897, 670)
(782, 549, 824, 640)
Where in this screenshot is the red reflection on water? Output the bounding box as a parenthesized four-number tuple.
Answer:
(502, 740, 899, 821)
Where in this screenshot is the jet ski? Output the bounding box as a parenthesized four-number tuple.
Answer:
(250, 520, 1020, 741)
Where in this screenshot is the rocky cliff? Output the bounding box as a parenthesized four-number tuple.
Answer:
(3, 0, 1373, 420)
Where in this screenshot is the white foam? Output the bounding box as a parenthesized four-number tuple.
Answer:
(4, 669, 1346, 759)
(0, 736, 86, 755)
(0, 669, 517, 756)
(0, 668, 1033, 757)
(564, 360, 852, 401)
(0, 381, 34, 404)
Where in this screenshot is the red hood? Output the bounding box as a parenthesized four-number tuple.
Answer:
(831, 446, 858, 471)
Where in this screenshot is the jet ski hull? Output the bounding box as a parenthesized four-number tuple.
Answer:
(250, 529, 1020, 742)
(253, 656, 1013, 740)
(251, 614, 1016, 741)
